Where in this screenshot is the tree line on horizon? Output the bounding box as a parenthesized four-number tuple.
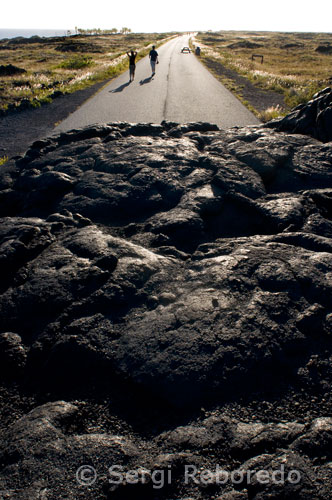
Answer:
(68, 27, 132, 36)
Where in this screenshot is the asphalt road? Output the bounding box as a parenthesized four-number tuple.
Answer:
(55, 35, 260, 133)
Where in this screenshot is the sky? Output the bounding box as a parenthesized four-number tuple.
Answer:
(2, 0, 332, 33)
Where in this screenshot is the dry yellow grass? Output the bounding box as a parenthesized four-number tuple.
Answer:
(195, 31, 332, 110)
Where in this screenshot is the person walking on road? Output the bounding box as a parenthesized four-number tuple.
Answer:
(149, 45, 159, 75)
(127, 50, 137, 82)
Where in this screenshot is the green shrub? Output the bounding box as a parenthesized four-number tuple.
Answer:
(0, 155, 8, 166)
(58, 56, 93, 70)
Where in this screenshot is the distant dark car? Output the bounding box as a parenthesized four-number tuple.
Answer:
(181, 46, 191, 53)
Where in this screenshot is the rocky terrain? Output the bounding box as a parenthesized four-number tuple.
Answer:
(0, 89, 332, 499)
(267, 86, 332, 143)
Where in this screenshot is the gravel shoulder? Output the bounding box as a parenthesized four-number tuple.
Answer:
(0, 79, 109, 159)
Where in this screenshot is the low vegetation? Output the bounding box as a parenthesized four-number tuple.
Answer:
(0, 32, 174, 113)
(194, 31, 332, 119)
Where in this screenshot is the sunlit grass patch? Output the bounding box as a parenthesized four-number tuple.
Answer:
(258, 105, 285, 122)
(57, 55, 94, 70)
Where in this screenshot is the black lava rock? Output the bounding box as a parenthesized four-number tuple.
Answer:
(1, 107, 332, 499)
(266, 87, 332, 142)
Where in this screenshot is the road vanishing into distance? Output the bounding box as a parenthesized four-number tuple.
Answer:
(55, 35, 260, 133)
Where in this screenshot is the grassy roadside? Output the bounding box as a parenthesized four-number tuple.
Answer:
(0, 33, 176, 114)
(192, 31, 332, 121)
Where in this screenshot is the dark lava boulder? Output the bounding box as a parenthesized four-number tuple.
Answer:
(56, 41, 102, 53)
(0, 64, 26, 76)
(227, 41, 262, 49)
(1, 114, 332, 499)
(316, 44, 332, 54)
(266, 86, 332, 142)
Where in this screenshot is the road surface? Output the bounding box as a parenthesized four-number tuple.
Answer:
(55, 35, 260, 133)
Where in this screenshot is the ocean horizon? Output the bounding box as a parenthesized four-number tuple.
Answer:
(0, 29, 71, 40)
